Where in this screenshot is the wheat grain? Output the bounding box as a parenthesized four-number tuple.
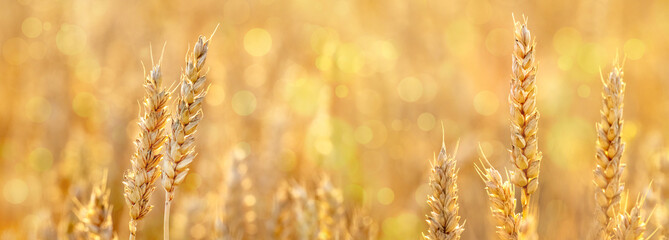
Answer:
(162, 34, 212, 240)
(476, 150, 520, 240)
(122, 62, 170, 240)
(74, 172, 115, 240)
(509, 15, 542, 219)
(594, 59, 626, 239)
(423, 141, 464, 240)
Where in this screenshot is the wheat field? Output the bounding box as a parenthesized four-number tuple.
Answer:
(1, 0, 668, 239)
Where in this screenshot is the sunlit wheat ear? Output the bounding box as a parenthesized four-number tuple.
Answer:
(594, 58, 626, 239)
(162, 35, 211, 200)
(291, 183, 319, 240)
(611, 194, 649, 240)
(509, 15, 542, 219)
(122, 63, 170, 240)
(423, 140, 464, 240)
(347, 209, 379, 240)
(74, 172, 116, 240)
(162, 34, 212, 240)
(476, 148, 520, 240)
(270, 182, 297, 240)
(218, 149, 255, 240)
(316, 176, 345, 240)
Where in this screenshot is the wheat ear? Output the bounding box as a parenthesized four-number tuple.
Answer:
(292, 183, 319, 240)
(316, 176, 345, 239)
(346, 209, 378, 240)
(74, 172, 116, 240)
(270, 182, 297, 240)
(423, 140, 464, 240)
(509, 15, 542, 219)
(162, 35, 211, 240)
(122, 62, 170, 240)
(594, 59, 626, 239)
(476, 149, 521, 240)
(218, 150, 254, 239)
(611, 194, 648, 240)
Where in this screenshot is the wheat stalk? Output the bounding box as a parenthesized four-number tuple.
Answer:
(611, 195, 647, 240)
(594, 59, 626, 239)
(509, 15, 542, 219)
(423, 140, 464, 240)
(162, 34, 212, 240)
(476, 150, 521, 240)
(122, 61, 170, 240)
(74, 172, 116, 240)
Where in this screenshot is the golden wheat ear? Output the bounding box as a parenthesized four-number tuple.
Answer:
(611, 193, 649, 240)
(122, 61, 170, 240)
(316, 176, 345, 239)
(218, 149, 255, 239)
(74, 171, 115, 240)
(423, 139, 464, 240)
(162, 33, 214, 240)
(508, 15, 542, 220)
(593, 58, 626, 239)
(475, 146, 520, 240)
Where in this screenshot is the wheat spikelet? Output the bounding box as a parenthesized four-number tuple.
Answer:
(423, 141, 464, 240)
(594, 59, 626, 238)
(74, 172, 116, 240)
(122, 62, 170, 239)
(509, 15, 542, 219)
(611, 195, 647, 240)
(316, 176, 345, 240)
(476, 151, 520, 240)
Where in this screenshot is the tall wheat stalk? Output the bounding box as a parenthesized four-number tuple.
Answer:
(509, 15, 542, 220)
(594, 59, 626, 239)
(162, 35, 211, 240)
(122, 62, 170, 240)
(423, 141, 464, 240)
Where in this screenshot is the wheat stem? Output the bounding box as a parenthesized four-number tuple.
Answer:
(164, 194, 171, 240)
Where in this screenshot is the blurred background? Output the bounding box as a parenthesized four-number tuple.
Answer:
(1, 0, 668, 239)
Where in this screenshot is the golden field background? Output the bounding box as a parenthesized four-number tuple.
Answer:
(1, 0, 668, 239)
